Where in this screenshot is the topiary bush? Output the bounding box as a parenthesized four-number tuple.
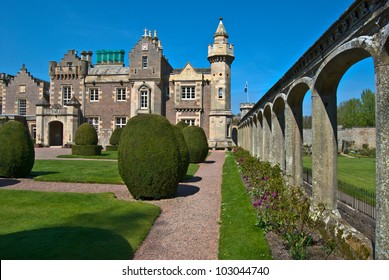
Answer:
(72, 123, 101, 155)
(109, 128, 123, 146)
(176, 120, 189, 130)
(118, 114, 180, 199)
(0, 121, 35, 177)
(173, 125, 190, 181)
(182, 125, 209, 163)
(74, 123, 98, 145)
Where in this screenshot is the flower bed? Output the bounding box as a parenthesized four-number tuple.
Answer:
(232, 147, 345, 260)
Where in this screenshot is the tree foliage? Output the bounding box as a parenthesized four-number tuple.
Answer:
(337, 89, 375, 128)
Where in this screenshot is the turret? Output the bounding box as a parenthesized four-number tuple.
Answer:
(207, 18, 235, 148)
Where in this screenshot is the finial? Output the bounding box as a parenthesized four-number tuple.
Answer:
(21, 64, 26, 70)
(219, 17, 223, 21)
(143, 28, 148, 37)
(154, 30, 157, 38)
(149, 30, 152, 37)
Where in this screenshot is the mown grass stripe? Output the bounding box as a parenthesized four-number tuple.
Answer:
(218, 152, 272, 260)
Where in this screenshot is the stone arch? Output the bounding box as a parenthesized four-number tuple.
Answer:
(49, 121, 63, 146)
(311, 38, 375, 211)
(272, 94, 286, 170)
(286, 77, 313, 186)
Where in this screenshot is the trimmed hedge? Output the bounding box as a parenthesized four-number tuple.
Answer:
(118, 114, 180, 199)
(173, 125, 190, 181)
(109, 128, 123, 146)
(0, 121, 35, 177)
(182, 126, 209, 163)
(176, 120, 189, 130)
(75, 123, 98, 145)
(71, 145, 102, 156)
(105, 145, 118, 151)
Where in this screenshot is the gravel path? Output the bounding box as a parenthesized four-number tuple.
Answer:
(134, 151, 225, 260)
(0, 147, 226, 260)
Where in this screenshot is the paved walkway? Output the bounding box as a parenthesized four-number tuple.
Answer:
(0, 147, 226, 260)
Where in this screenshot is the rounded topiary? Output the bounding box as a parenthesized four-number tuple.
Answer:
(118, 114, 180, 199)
(173, 125, 190, 181)
(74, 123, 98, 145)
(182, 126, 209, 163)
(176, 120, 189, 130)
(0, 121, 35, 177)
(109, 128, 123, 146)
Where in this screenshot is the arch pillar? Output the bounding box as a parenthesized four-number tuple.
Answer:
(285, 102, 303, 186)
(374, 46, 389, 259)
(262, 107, 272, 162)
(272, 100, 286, 170)
(311, 89, 337, 211)
(256, 113, 263, 160)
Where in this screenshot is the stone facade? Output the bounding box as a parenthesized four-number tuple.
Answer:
(0, 66, 49, 140)
(27, 19, 233, 148)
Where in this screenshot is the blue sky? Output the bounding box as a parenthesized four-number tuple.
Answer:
(0, 0, 375, 115)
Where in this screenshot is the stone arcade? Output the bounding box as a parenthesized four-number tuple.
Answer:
(238, 0, 389, 259)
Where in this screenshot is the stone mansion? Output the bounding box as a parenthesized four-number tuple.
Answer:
(0, 18, 234, 148)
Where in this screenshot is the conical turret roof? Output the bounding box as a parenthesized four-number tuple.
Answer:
(214, 17, 229, 39)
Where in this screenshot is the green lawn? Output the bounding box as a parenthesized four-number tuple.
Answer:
(0, 189, 160, 259)
(32, 160, 123, 184)
(32, 160, 199, 185)
(303, 156, 376, 193)
(218, 152, 272, 260)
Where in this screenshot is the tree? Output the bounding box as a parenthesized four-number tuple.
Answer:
(337, 89, 375, 128)
(360, 89, 375, 127)
(337, 98, 362, 128)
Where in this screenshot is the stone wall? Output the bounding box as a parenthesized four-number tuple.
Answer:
(303, 127, 376, 150)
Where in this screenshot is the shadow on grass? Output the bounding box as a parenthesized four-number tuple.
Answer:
(0, 227, 133, 260)
(30, 171, 60, 178)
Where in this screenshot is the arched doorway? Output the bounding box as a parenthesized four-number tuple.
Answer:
(49, 121, 63, 146)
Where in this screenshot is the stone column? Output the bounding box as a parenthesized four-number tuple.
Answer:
(256, 113, 263, 159)
(285, 102, 303, 186)
(272, 106, 285, 170)
(249, 117, 254, 156)
(251, 118, 256, 157)
(311, 90, 337, 210)
(374, 52, 389, 259)
(262, 108, 272, 162)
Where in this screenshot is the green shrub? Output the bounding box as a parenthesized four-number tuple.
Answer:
(173, 125, 190, 181)
(182, 126, 208, 163)
(109, 128, 123, 146)
(0, 121, 35, 177)
(176, 120, 189, 130)
(75, 123, 98, 145)
(118, 114, 180, 199)
(71, 145, 102, 156)
(105, 145, 118, 151)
